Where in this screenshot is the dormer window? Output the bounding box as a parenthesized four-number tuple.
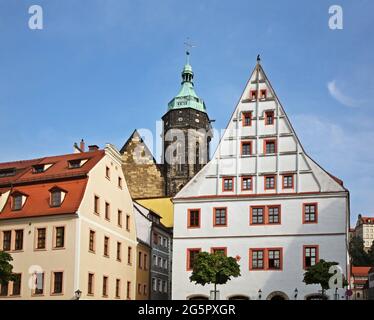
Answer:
(32, 163, 53, 174)
(12, 193, 26, 211)
(33, 165, 45, 173)
(68, 159, 88, 169)
(0, 168, 16, 178)
(51, 190, 61, 207)
(49, 187, 66, 207)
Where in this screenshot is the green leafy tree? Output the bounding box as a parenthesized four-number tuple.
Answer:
(303, 259, 347, 298)
(0, 251, 15, 286)
(189, 251, 241, 300)
(349, 236, 370, 266)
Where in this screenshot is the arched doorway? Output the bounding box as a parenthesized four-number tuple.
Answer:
(187, 295, 209, 300)
(266, 291, 289, 300)
(228, 295, 250, 300)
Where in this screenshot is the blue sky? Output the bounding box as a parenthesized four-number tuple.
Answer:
(0, 0, 373, 224)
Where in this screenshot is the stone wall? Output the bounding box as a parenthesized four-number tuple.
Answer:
(121, 131, 165, 199)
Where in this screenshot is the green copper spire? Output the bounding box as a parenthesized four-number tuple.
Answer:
(167, 52, 207, 113)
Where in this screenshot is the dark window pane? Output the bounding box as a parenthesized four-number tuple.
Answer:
(51, 191, 62, 207)
(215, 208, 227, 226)
(37, 228, 46, 249)
(15, 230, 23, 250)
(13, 195, 23, 210)
(55, 227, 65, 248)
(12, 274, 21, 296)
(3, 231, 11, 251)
(252, 208, 264, 224)
(53, 272, 63, 294)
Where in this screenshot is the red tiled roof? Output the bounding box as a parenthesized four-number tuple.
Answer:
(0, 150, 105, 220)
(0, 150, 105, 186)
(0, 179, 88, 220)
(361, 216, 374, 224)
(351, 266, 371, 276)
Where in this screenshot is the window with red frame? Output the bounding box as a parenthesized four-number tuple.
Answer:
(212, 248, 227, 256)
(268, 249, 281, 270)
(187, 249, 201, 270)
(268, 206, 280, 224)
(214, 208, 227, 226)
(250, 90, 257, 100)
(260, 89, 267, 100)
(264, 140, 276, 154)
(241, 141, 252, 156)
(251, 207, 265, 224)
(251, 249, 264, 269)
(242, 112, 252, 127)
(242, 177, 252, 190)
(223, 178, 234, 191)
(265, 111, 274, 125)
(304, 203, 317, 223)
(188, 209, 200, 228)
(304, 246, 318, 268)
(265, 176, 276, 190)
(283, 175, 294, 189)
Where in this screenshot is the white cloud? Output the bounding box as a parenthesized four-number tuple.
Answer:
(327, 80, 362, 108)
(292, 114, 374, 223)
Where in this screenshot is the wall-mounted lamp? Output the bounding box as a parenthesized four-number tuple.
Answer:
(258, 289, 262, 300)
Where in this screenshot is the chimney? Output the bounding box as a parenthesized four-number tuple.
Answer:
(88, 145, 99, 152)
(80, 139, 85, 152)
(73, 142, 80, 154)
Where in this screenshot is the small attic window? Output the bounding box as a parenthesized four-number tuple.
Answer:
(11, 192, 27, 211)
(68, 159, 87, 169)
(49, 187, 67, 207)
(250, 90, 257, 101)
(260, 89, 267, 100)
(32, 164, 53, 174)
(0, 168, 16, 178)
(33, 165, 45, 173)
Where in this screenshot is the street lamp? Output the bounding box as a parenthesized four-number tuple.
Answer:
(74, 289, 82, 300)
(294, 288, 298, 300)
(258, 289, 262, 300)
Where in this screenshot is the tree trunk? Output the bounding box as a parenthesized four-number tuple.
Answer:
(214, 282, 217, 300)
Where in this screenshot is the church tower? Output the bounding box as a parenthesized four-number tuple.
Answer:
(162, 53, 213, 196)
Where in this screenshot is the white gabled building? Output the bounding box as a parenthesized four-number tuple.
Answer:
(172, 58, 350, 300)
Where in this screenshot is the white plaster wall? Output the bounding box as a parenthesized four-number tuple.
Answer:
(77, 147, 137, 300)
(133, 202, 152, 246)
(0, 215, 77, 300)
(174, 195, 347, 238)
(172, 234, 346, 300)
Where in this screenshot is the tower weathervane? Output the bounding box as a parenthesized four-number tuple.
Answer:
(184, 37, 196, 64)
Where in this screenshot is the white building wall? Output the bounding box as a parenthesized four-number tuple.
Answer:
(172, 61, 349, 300)
(172, 233, 346, 300)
